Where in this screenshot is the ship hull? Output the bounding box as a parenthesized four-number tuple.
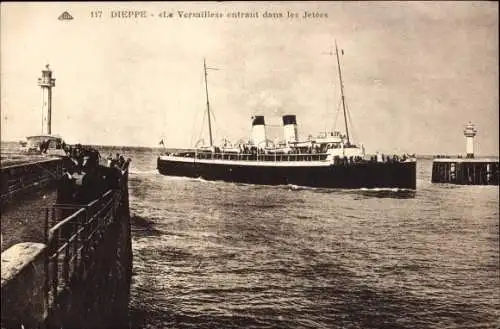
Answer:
(157, 156, 417, 189)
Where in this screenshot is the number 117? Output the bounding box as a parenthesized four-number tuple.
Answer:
(91, 10, 102, 18)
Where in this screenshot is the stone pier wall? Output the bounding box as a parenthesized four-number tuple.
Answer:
(431, 159, 499, 185)
(49, 202, 132, 329)
(0, 158, 63, 206)
(1, 173, 132, 329)
(1, 243, 48, 328)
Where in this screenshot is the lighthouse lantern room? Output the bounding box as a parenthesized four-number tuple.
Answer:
(463, 121, 477, 159)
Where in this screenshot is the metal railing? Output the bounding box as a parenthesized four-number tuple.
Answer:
(184, 152, 414, 164)
(0, 159, 63, 202)
(194, 152, 329, 162)
(43, 171, 127, 312)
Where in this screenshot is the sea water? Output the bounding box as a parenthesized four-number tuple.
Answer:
(1, 143, 498, 328)
(122, 147, 499, 329)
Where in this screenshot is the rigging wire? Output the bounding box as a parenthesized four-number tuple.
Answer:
(334, 44, 357, 144)
(190, 107, 201, 147)
(210, 105, 237, 146)
(323, 45, 340, 135)
(209, 105, 221, 143)
(332, 97, 342, 132)
(345, 103, 358, 144)
(196, 108, 207, 147)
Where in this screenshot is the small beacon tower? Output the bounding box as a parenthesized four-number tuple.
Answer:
(463, 121, 477, 159)
(37, 64, 56, 135)
(431, 121, 498, 185)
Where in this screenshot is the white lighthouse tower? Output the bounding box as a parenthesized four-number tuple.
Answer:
(37, 64, 56, 135)
(463, 121, 477, 158)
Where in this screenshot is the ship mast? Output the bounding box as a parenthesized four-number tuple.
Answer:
(335, 41, 350, 146)
(203, 58, 214, 147)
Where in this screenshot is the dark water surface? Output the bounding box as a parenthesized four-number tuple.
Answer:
(117, 148, 499, 329)
(4, 142, 494, 329)
(1, 142, 497, 328)
(1, 142, 499, 328)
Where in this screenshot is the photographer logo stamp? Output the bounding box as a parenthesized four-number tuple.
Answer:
(58, 11, 74, 21)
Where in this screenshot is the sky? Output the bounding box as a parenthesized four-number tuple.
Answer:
(1, 2, 498, 155)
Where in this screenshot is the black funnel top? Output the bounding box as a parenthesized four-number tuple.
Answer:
(282, 115, 297, 125)
(252, 116, 265, 126)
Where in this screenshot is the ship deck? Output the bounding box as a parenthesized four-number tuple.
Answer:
(159, 153, 415, 167)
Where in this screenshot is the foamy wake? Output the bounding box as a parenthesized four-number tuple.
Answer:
(129, 169, 159, 175)
(359, 187, 411, 192)
(285, 184, 318, 191)
(284, 184, 414, 193)
(161, 175, 218, 184)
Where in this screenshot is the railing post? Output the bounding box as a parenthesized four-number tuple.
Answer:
(78, 211, 84, 272)
(73, 220, 78, 278)
(82, 209, 89, 274)
(63, 239, 70, 286)
(44, 208, 50, 244)
(51, 234, 58, 303)
(44, 208, 50, 323)
(51, 206, 56, 228)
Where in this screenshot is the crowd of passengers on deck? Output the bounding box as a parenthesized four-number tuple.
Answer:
(172, 144, 413, 164)
(434, 155, 465, 159)
(232, 143, 344, 155)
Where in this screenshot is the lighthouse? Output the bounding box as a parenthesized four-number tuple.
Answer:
(463, 121, 477, 159)
(432, 122, 498, 185)
(37, 64, 56, 135)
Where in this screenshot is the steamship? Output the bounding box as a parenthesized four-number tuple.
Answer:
(157, 46, 417, 189)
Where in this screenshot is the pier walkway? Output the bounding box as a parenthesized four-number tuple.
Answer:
(1, 169, 132, 329)
(1, 189, 57, 253)
(1, 156, 62, 253)
(1, 156, 62, 205)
